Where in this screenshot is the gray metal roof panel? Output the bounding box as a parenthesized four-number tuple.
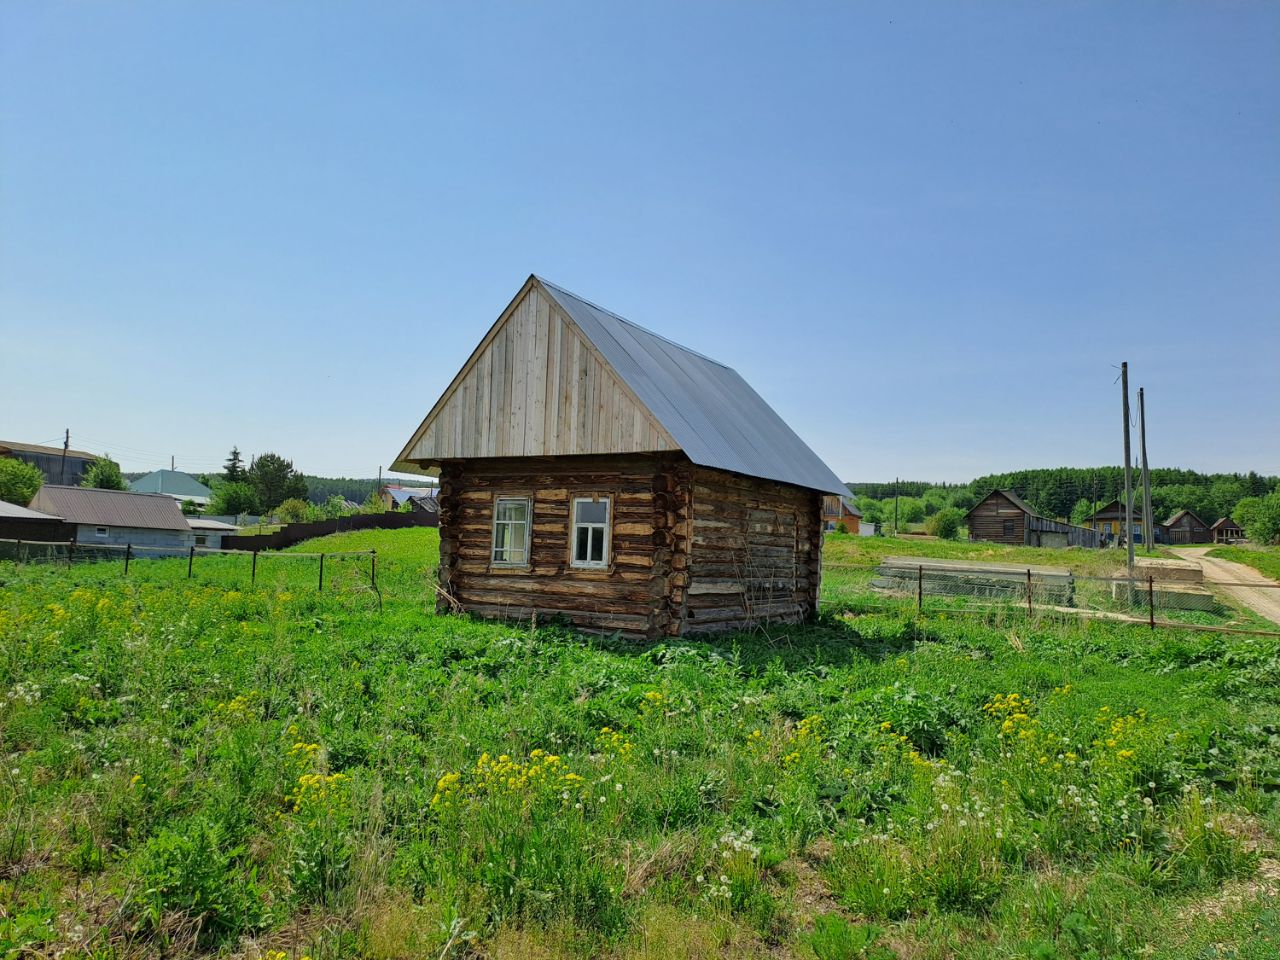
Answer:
(30, 486, 191, 531)
(0, 499, 62, 521)
(537, 278, 848, 496)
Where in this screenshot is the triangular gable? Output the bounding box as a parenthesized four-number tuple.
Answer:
(394, 276, 848, 495)
(393, 278, 676, 469)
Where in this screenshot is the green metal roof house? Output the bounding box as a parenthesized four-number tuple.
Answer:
(128, 469, 213, 507)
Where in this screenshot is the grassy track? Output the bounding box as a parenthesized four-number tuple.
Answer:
(2, 528, 1278, 958)
(823, 532, 1152, 576)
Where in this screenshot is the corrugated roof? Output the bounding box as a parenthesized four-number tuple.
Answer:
(29, 486, 191, 531)
(0, 500, 63, 521)
(0, 439, 98, 460)
(129, 469, 213, 499)
(187, 517, 238, 531)
(536, 278, 848, 496)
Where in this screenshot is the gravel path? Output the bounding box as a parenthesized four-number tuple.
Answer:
(1179, 547, 1280, 627)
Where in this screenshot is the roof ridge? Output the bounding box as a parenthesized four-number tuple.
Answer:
(535, 276, 731, 370)
(45, 484, 172, 498)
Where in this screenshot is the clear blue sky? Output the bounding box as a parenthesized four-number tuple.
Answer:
(2, 2, 1276, 483)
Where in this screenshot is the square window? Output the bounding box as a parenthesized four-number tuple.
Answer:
(491, 498, 530, 566)
(571, 497, 610, 568)
(95, 526, 108, 538)
(195, 535, 208, 546)
(1002, 519, 1015, 537)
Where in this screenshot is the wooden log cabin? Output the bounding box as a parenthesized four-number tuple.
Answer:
(391, 276, 849, 639)
(1164, 509, 1211, 544)
(965, 489, 1102, 548)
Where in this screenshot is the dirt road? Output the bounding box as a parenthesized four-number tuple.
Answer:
(1178, 547, 1280, 627)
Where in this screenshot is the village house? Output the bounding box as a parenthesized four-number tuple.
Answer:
(1164, 509, 1211, 544)
(0, 499, 71, 544)
(28, 485, 195, 553)
(1210, 516, 1243, 544)
(1, 439, 99, 486)
(129, 469, 213, 509)
(1082, 499, 1165, 545)
(822, 495, 862, 534)
(392, 276, 848, 639)
(965, 489, 1102, 548)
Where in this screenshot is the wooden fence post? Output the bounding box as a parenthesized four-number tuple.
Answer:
(252, 549, 258, 585)
(68, 539, 75, 568)
(1148, 575, 1155, 630)
(319, 553, 325, 592)
(370, 550, 377, 592)
(917, 564, 923, 614)
(1026, 569, 1033, 617)
(14, 538, 20, 566)
(124, 543, 132, 576)
(188, 545, 195, 579)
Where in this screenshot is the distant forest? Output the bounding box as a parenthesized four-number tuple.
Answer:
(848, 467, 1279, 529)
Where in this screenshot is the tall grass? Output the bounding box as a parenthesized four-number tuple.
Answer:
(0, 528, 1276, 957)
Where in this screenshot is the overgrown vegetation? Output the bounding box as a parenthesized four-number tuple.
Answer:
(79, 455, 128, 491)
(0, 457, 43, 505)
(2, 528, 1277, 958)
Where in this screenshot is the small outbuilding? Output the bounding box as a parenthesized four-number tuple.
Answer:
(28, 485, 195, 553)
(1164, 509, 1211, 544)
(392, 275, 848, 638)
(187, 516, 239, 549)
(1210, 517, 1243, 544)
(822, 495, 862, 534)
(0, 499, 72, 544)
(966, 489, 1101, 548)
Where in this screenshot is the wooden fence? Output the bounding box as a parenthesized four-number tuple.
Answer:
(221, 510, 436, 551)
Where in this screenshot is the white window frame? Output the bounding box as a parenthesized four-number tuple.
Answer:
(94, 526, 109, 538)
(571, 496, 611, 569)
(194, 534, 208, 547)
(490, 497, 531, 567)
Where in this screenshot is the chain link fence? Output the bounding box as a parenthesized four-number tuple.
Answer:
(822, 557, 1280, 637)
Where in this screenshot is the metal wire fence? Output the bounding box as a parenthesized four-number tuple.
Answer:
(821, 558, 1280, 638)
(0, 538, 383, 608)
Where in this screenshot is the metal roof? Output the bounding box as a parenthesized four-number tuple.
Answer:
(187, 517, 238, 531)
(537, 278, 848, 496)
(129, 469, 213, 499)
(29, 486, 191, 531)
(0, 500, 62, 521)
(1, 439, 99, 460)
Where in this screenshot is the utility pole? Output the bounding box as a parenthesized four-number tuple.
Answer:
(171, 454, 175, 471)
(60, 429, 70, 484)
(893, 477, 899, 537)
(1138, 387, 1153, 554)
(1121, 363, 1134, 573)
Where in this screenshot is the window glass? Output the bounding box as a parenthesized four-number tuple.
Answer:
(492, 498, 530, 565)
(572, 497, 610, 567)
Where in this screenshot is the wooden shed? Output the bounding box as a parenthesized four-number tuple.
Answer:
(392, 276, 848, 638)
(965, 489, 1101, 548)
(1211, 516, 1243, 544)
(1083, 499, 1164, 545)
(1164, 509, 1211, 544)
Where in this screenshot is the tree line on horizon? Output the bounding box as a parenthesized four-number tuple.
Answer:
(847, 466, 1280, 540)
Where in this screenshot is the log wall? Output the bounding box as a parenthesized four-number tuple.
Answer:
(685, 467, 822, 632)
(966, 491, 1028, 545)
(436, 455, 821, 638)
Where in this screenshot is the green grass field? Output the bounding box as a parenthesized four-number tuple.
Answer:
(1208, 544, 1280, 583)
(2, 528, 1278, 959)
(823, 532, 1149, 577)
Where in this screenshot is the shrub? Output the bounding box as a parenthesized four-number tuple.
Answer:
(80, 456, 127, 490)
(0, 457, 43, 505)
(1233, 491, 1280, 544)
(130, 818, 268, 943)
(209, 480, 259, 516)
(275, 497, 318, 524)
(925, 507, 965, 540)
